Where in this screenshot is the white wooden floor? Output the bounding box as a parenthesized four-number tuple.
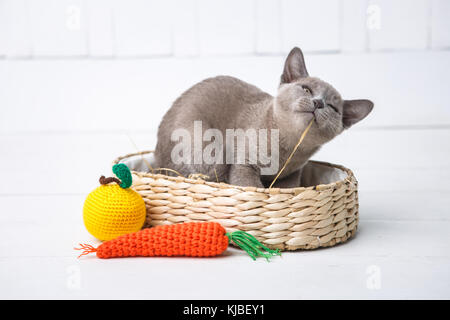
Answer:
(1, 52, 449, 299)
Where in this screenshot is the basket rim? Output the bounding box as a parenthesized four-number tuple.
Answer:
(113, 150, 357, 194)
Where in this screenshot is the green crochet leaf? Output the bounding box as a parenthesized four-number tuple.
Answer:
(112, 163, 132, 189)
(226, 230, 281, 261)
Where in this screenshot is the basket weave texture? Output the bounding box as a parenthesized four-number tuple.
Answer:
(113, 151, 359, 251)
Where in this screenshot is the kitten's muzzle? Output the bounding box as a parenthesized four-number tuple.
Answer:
(313, 99, 325, 109)
(296, 97, 315, 113)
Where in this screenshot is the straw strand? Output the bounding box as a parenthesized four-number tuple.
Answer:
(269, 118, 314, 189)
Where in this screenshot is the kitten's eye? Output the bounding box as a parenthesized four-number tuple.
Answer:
(302, 86, 311, 94)
(327, 104, 339, 113)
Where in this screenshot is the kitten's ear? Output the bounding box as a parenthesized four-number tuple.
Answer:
(342, 100, 374, 128)
(280, 47, 309, 84)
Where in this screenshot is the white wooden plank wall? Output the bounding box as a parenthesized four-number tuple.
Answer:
(87, 0, 114, 57)
(0, 0, 32, 57)
(341, 0, 368, 52)
(367, 0, 429, 51)
(113, 0, 172, 57)
(281, 0, 340, 52)
(1, 0, 449, 58)
(172, 0, 198, 57)
(28, 0, 88, 57)
(431, 0, 450, 49)
(256, 0, 282, 54)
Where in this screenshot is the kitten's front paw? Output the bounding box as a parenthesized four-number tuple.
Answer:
(228, 165, 264, 188)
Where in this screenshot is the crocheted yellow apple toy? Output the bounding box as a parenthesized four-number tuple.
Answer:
(83, 164, 146, 241)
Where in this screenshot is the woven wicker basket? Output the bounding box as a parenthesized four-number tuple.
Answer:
(113, 151, 359, 251)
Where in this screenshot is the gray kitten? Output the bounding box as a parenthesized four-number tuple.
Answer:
(154, 47, 373, 188)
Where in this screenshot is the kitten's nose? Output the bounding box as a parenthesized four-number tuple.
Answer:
(313, 99, 324, 109)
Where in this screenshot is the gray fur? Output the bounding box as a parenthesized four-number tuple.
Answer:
(154, 47, 373, 188)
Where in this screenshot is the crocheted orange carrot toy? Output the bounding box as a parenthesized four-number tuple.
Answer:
(75, 221, 280, 261)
